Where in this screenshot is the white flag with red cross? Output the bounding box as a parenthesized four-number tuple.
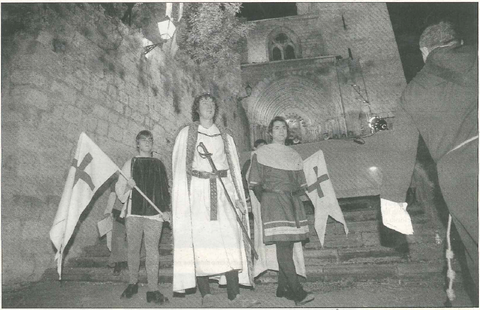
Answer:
(49, 132, 119, 279)
(303, 150, 348, 246)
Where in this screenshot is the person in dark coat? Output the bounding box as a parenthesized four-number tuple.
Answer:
(380, 20, 477, 296)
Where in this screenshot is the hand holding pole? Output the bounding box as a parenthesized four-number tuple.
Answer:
(118, 170, 169, 222)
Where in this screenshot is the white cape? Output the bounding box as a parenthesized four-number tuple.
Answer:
(171, 125, 252, 293)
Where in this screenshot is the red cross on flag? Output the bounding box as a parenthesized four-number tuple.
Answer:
(304, 150, 348, 246)
(49, 132, 120, 279)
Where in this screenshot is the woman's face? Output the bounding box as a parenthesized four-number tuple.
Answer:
(271, 120, 288, 144)
(198, 97, 216, 121)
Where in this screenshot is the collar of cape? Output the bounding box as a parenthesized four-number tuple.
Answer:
(254, 143, 303, 171)
(185, 122, 241, 196)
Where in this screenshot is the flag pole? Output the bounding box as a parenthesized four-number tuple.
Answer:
(117, 170, 165, 218)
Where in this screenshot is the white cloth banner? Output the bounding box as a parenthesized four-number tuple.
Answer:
(380, 199, 414, 235)
(49, 132, 119, 279)
(303, 150, 348, 246)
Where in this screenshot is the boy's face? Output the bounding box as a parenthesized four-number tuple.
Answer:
(137, 136, 153, 153)
(198, 97, 216, 121)
(271, 121, 287, 144)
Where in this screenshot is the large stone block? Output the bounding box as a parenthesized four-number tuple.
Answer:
(108, 112, 120, 124)
(107, 84, 118, 98)
(50, 81, 77, 106)
(92, 105, 109, 120)
(10, 70, 48, 88)
(96, 119, 109, 136)
(22, 220, 51, 240)
(112, 101, 124, 114)
(63, 74, 83, 91)
(118, 90, 128, 104)
(131, 111, 145, 124)
(12, 87, 50, 111)
(63, 105, 83, 124)
(108, 123, 123, 142)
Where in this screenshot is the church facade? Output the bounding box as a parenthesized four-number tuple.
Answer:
(240, 3, 406, 146)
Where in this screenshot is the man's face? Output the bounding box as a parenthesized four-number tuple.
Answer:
(198, 97, 216, 121)
(138, 136, 153, 153)
(271, 121, 288, 144)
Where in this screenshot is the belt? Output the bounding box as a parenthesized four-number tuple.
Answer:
(263, 189, 304, 228)
(190, 169, 228, 221)
(191, 169, 228, 179)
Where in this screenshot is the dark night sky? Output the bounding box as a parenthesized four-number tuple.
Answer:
(238, 2, 478, 82)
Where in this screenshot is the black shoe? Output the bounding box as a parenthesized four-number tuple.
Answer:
(113, 263, 122, 275)
(276, 286, 295, 300)
(295, 291, 315, 306)
(146, 291, 169, 304)
(121, 283, 138, 299)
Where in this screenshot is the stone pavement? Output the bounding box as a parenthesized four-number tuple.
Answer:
(3, 277, 475, 308)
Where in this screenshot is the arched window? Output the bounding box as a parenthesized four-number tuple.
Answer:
(268, 29, 300, 61)
(272, 47, 282, 61)
(285, 45, 296, 60)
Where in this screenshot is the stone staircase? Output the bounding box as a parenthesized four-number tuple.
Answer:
(42, 196, 461, 285)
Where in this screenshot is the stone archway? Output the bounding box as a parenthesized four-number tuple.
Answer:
(242, 56, 351, 145)
(241, 56, 374, 147)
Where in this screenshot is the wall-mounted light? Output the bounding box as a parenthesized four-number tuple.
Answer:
(245, 84, 252, 97)
(237, 83, 253, 101)
(143, 17, 176, 56)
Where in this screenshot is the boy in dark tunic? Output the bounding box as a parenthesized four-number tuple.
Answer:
(116, 130, 171, 304)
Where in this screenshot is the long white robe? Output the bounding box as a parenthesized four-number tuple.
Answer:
(172, 124, 252, 293)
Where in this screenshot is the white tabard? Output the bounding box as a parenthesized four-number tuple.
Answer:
(172, 123, 252, 293)
(190, 124, 243, 275)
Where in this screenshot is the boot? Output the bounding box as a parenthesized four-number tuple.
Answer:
(228, 294, 260, 307)
(120, 283, 138, 299)
(276, 285, 295, 300)
(294, 289, 315, 306)
(146, 291, 169, 304)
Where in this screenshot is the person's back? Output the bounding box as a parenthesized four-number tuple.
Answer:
(392, 21, 478, 303)
(401, 43, 477, 162)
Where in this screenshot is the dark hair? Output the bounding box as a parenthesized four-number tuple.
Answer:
(136, 130, 153, 145)
(267, 116, 290, 139)
(253, 139, 267, 148)
(191, 93, 219, 122)
(419, 21, 460, 50)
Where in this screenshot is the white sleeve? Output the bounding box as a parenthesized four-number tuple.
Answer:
(115, 159, 132, 204)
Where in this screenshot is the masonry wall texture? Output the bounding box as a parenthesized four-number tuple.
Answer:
(242, 3, 406, 142)
(1, 3, 249, 286)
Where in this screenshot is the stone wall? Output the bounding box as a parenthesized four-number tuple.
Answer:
(1, 3, 248, 286)
(243, 2, 406, 119)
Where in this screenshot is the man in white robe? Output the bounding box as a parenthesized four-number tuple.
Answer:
(171, 94, 257, 307)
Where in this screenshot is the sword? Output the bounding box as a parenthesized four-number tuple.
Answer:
(197, 142, 259, 260)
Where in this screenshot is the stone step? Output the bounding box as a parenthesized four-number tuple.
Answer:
(66, 255, 174, 269)
(42, 260, 463, 285)
(69, 247, 408, 269)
